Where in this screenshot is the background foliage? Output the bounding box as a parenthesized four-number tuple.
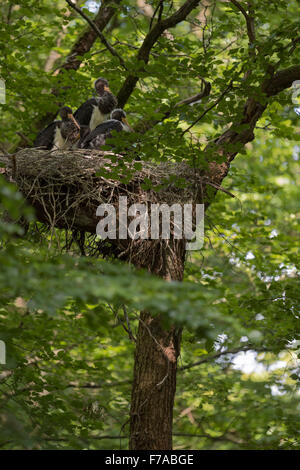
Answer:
(0, 0, 299, 449)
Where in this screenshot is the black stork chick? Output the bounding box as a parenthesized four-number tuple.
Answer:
(81, 108, 133, 149)
(76, 125, 91, 148)
(74, 78, 117, 131)
(34, 107, 81, 150)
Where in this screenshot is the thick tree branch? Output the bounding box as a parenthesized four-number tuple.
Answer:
(65, 0, 127, 70)
(204, 64, 300, 195)
(135, 78, 211, 133)
(218, 64, 300, 151)
(182, 80, 233, 135)
(263, 65, 300, 97)
(117, 0, 203, 107)
(230, 0, 255, 45)
(175, 79, 212, 107)
(61, 0, 122, 73)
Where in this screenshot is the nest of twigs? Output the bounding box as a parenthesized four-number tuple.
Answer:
(2, 148, 209, 275)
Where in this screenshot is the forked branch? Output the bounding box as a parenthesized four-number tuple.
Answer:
(65, 0, 127, 70)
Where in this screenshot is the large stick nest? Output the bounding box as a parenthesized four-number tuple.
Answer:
(2, 148, 207, 276)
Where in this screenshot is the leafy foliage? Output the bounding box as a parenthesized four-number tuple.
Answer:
(0, 0, 299, 450)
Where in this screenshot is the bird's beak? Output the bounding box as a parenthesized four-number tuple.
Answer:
(104, 85, 111, 92)
(68, 113, 81, 130)
(122, 117, 134, 132)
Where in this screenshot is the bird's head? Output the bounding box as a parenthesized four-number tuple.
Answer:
(111, 108, 133, 131)
(94, 77, 110, 95)
(59, 107, 80, 129)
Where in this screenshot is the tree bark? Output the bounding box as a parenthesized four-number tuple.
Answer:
(129, 239, 185, 450)
(129, 312, 182, 450)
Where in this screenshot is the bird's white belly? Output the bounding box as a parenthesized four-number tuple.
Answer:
(90, 105, 106, 131)
(52, 127, 66, 149)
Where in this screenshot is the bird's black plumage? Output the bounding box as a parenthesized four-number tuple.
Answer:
(81, 119, 123, 149)
(34, 107, 80, 150)
(34, 121, 58, 150)
(74, 78, 117, 131)
(81, 108, 131, 149)
(77, 125, 91, 148)
(73, 98, 98, 128)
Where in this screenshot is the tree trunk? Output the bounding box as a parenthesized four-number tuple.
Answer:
(129, 313, 182, 450)
(129, 239, 185, 450)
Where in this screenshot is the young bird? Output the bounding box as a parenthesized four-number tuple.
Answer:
(74, 78, 117, 131)
(34, 107, 80, 150)
(81, 108, 132, 149)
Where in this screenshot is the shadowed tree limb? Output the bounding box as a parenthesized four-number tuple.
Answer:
(214, 64, 300, 156)
(65, 0, 127, 71)
(175, 79, 212, 107)
(117, 0, 204, 107)
(135, 78, 212, 134)
(230, 0, 255, 45)
(204, 64, 300, 198)
(181, 80, 233, 136)
(263, 65, 300, 97)
(60, 0, 122, 73)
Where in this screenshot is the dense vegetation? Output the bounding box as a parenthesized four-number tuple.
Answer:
(0, 0, 299, 449)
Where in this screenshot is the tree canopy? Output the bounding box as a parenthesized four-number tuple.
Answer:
(0, 0, 299, 450)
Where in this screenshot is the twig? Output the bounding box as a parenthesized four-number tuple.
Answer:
(16, 131, 31, 147)
(204, 179, 236, 198)
(117, 0, 209, 107)
(175, 78, 211, 107)
(134, 78, 211, 134)
(180, 346, 270, 371)
(122, 305, 137, 343)
(0, 143, 17, 180)
(181, 81, 233, 135)
(65, 0, 127, 70)
(149, 0, 164, 30)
